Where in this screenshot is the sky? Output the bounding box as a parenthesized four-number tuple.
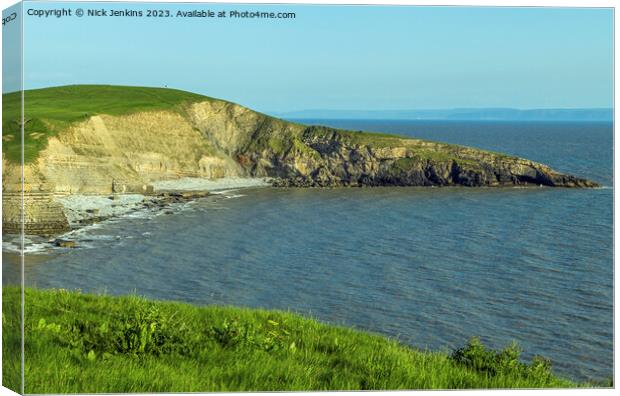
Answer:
(4, 2, 615, 112)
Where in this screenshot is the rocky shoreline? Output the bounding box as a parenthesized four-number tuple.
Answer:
(60, 191, 212, 228)
(55, 172, 600, 235)
(55, 177, 272, 229)
(32, 176, 280, 247)
(48, 190, 215, 248)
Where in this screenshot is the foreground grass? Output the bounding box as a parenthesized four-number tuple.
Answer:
(2, 85, 213, 163)
(2, 287, 585, 393)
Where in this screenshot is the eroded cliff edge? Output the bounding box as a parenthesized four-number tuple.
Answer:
(2, 86, 599, 235)
(189, 100, 596, 188)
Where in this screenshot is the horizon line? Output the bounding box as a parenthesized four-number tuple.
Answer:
(272, 107, 614, 113)
(3, 84, 612, 113)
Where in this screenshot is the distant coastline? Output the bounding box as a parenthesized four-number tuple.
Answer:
(275, 108, 613, 122)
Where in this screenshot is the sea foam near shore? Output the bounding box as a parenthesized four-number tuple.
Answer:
(57, 194, 147, 225)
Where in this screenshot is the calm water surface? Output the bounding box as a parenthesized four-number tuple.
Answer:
(3, 121, 613, 382)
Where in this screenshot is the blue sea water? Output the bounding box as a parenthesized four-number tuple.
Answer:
(3, 120, 613, 383)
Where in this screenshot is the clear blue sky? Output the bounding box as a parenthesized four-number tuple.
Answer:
(10, 2, 615, 112)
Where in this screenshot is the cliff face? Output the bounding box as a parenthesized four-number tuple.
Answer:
(2, 87, 598, 235)
(37, 111, 243, 194)
(189, 101, 597, 188)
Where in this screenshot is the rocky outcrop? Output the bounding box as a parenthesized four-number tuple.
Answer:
(268, 129, 597, 188)
(2, 157, 71, 235)
(189, 102, 598, 188)
(2, 193, 70, 235)
(2, 89, 599, 235)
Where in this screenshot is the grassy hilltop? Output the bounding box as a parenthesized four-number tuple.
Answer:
(2, 287, 587, 393)
(2, 85, 213, 162)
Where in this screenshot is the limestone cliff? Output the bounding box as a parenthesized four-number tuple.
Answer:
(2, 86, 599, 235)
(188, 101, 597, 188)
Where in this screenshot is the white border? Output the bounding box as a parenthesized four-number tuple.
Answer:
(0, 1, 616, 396)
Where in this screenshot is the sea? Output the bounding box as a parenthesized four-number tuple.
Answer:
(2, 120, 613, 383)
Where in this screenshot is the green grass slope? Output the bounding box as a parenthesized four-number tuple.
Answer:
(2, 85, 215, 163)
(2, 287, 588, 393)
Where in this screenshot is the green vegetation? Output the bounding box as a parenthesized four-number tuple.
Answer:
(302, 125, 513, 166)
(389, 157, 422, 172)
(2, 85, 214, 163)
(2, 286, 21, 394)
(340, 130, 410, 148)
(2, 286, 592, 393)
(303, 125, 411, 149)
